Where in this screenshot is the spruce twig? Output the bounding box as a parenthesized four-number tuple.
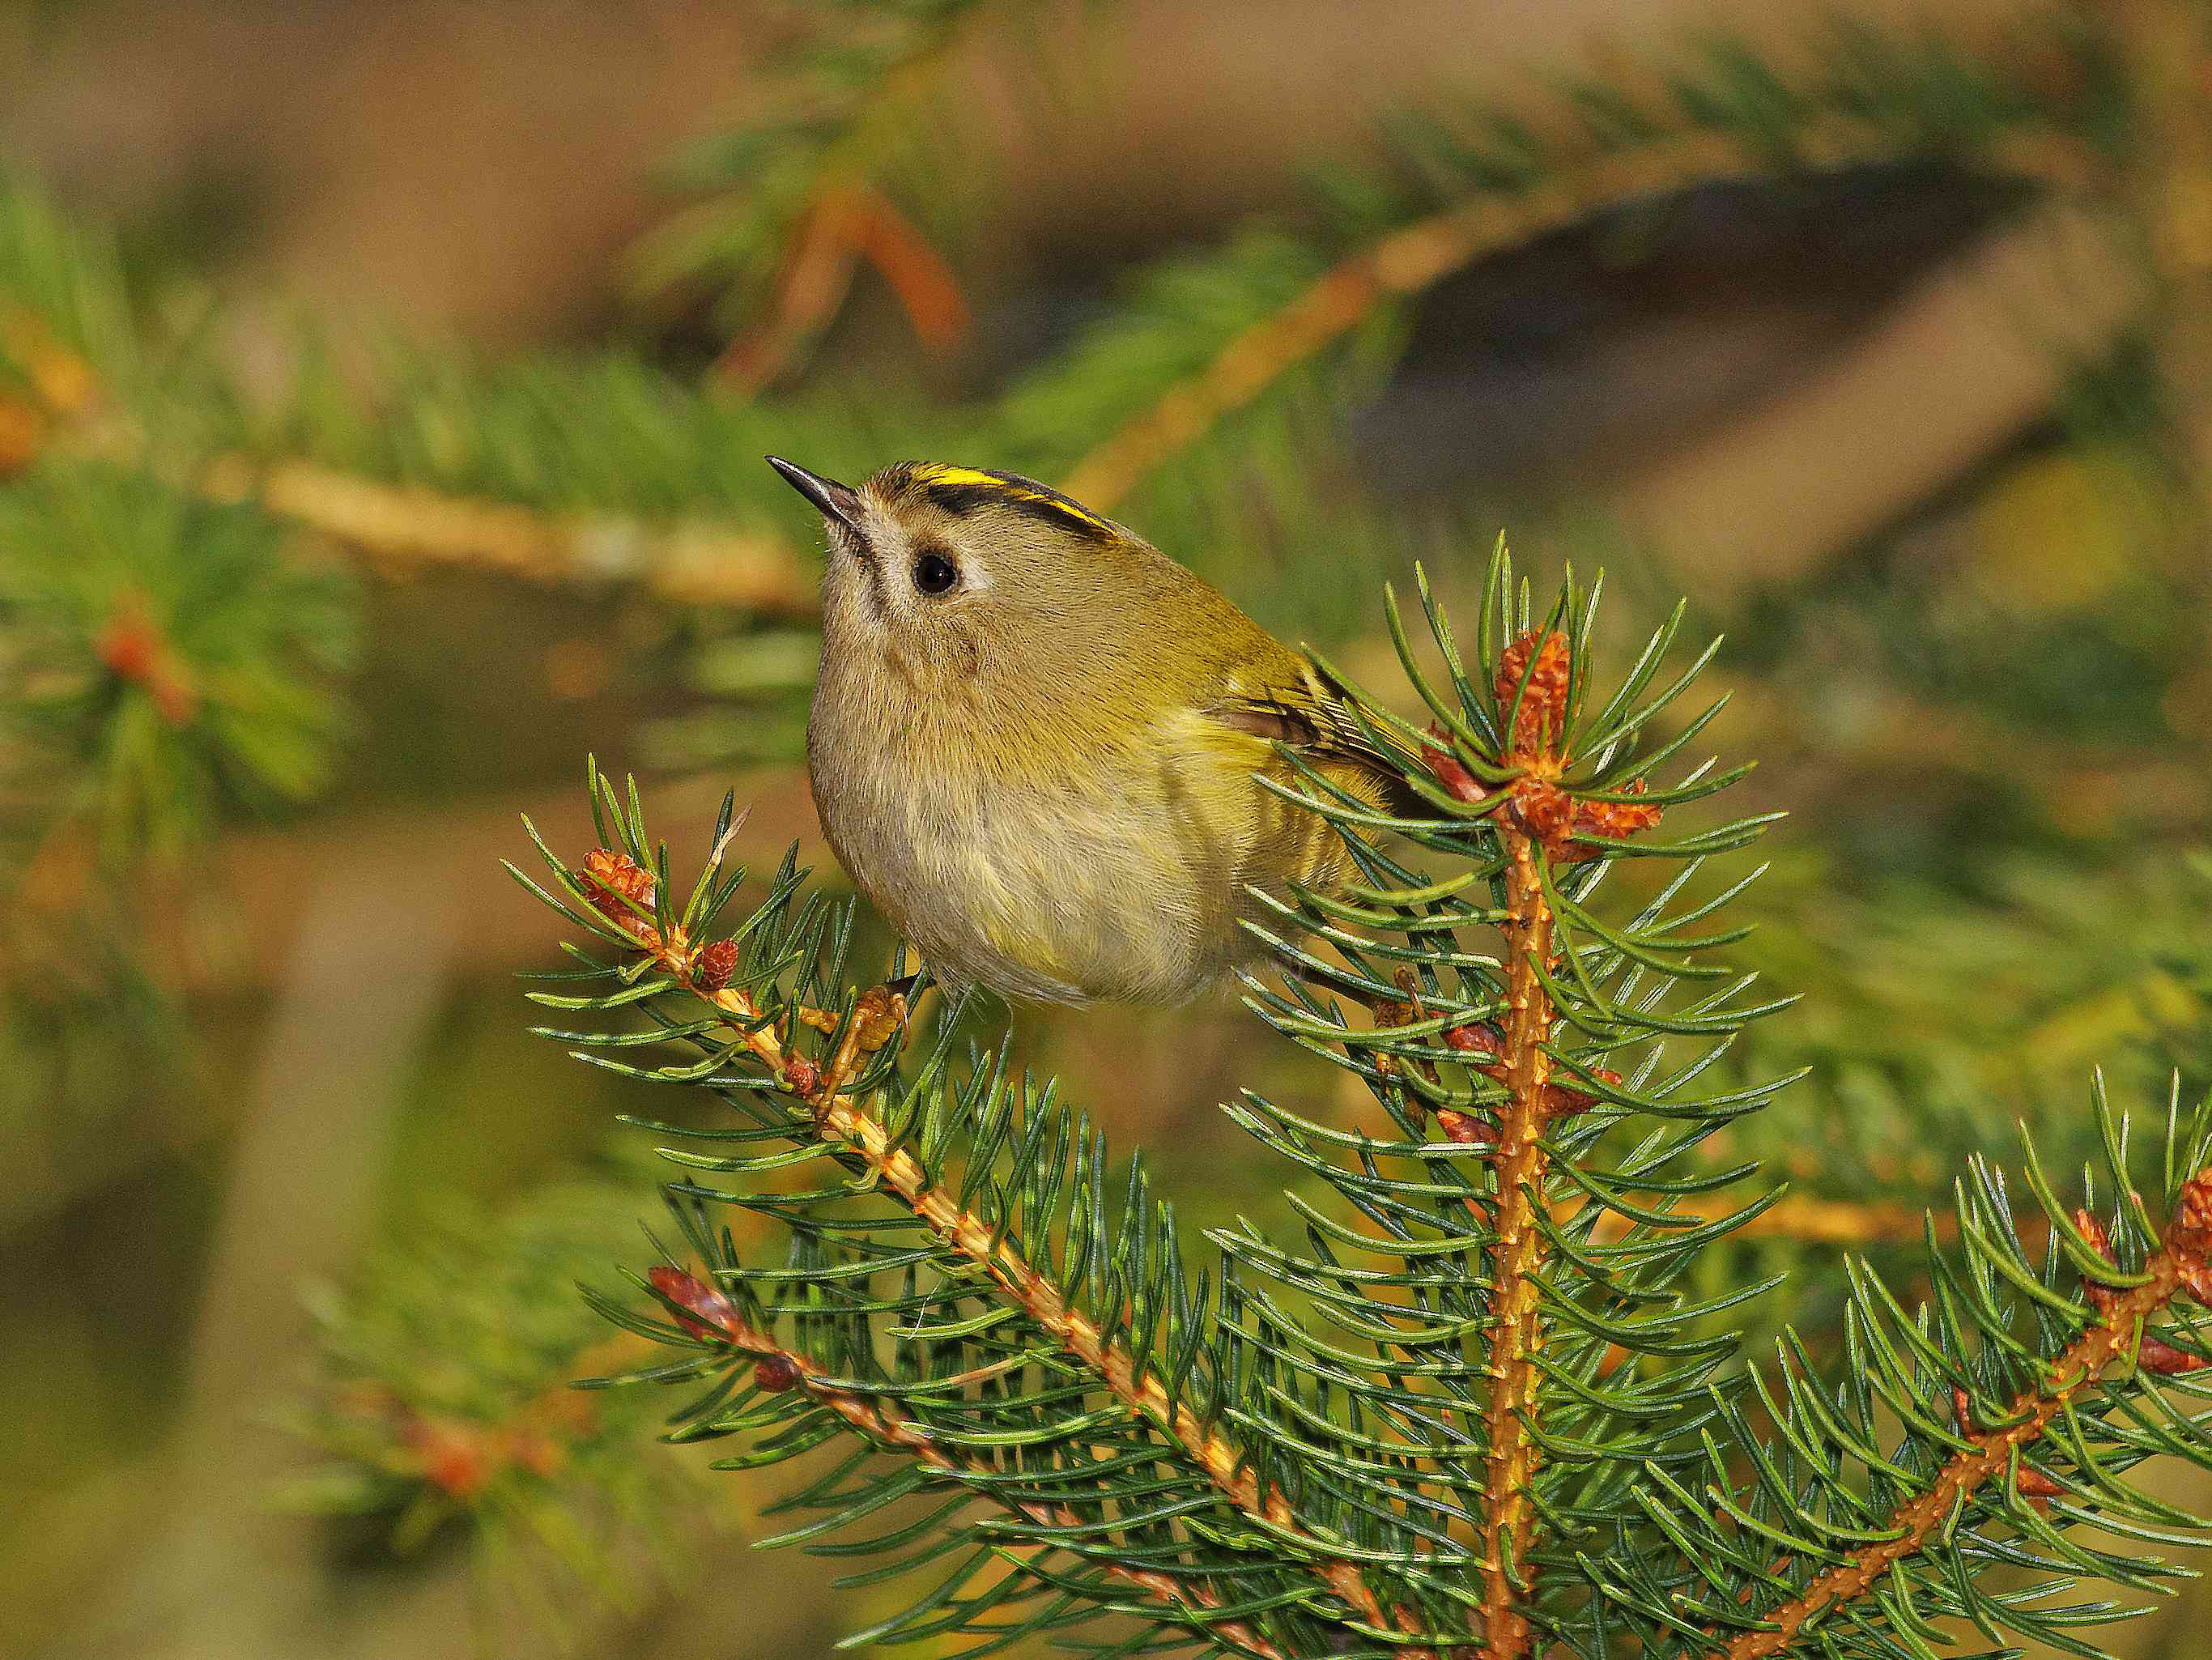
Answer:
(644, 1265, 1287, 1658)
(593, 878, 1448, 1655)
(1476, 766, 1563, 1659)
(1715, 1175, 2212, 1658)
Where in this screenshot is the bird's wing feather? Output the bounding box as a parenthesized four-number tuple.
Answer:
(1205, 666, 1410, 779)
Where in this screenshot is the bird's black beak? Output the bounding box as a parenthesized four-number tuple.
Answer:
(766, 456, 864, 537)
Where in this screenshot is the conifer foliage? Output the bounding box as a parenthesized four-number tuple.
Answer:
(516, 547, 2212, 1659)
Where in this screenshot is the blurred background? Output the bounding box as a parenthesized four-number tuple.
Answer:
(2, 1, 2210, 1657)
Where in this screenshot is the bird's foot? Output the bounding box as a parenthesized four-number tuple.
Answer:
(794, 981, 914, 1049)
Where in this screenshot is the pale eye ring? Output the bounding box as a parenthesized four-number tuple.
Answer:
(912, 550, 959, 595)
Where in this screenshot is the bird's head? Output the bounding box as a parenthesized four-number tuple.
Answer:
(768, 458, 1165, 690)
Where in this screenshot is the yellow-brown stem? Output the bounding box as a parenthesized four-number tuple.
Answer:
(1716, 1248, 2195, 1658)
(646, 940, 1440, 1654)
(702, 1300, 1285, 1658)
(1477, 833, 1559, 1660)
(237, 459, 817, 615)
(54, 407, 817, 616)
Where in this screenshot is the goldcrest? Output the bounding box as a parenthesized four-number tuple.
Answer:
(768, 458, 1401, 1006)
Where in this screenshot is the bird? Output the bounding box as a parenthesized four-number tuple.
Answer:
(767, 456, 1406, 1007)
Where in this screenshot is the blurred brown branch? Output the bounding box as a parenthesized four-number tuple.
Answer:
(206, 457, 821, 617)
(1620, 198, 2146, 594)
(695, 2, 981, 389)
(1059, 123, 2112, 512)
(2112, 0, 2212, 490)
(9, 301, 825, 618)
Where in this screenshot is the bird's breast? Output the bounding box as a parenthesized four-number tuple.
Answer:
(806, 698, 1295, 1005)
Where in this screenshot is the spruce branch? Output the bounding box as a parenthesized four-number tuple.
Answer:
(280, 1156, 754, 1624)
(642, 1264, 1287, 1659)
(511, 548, 2212, 1660)
(1710, 1174, 2212, 1660)
(0, 168, 864, 621)
(32, 311, 818, 619)
(530, 813, 1449, 1654)
(1236, 543, 1800, 1655)
(1373, 623, 1637, 1656)
(0, 459, 359, 863)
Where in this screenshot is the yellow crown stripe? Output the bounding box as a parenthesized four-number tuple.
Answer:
(912, 464, 1004, 490)
(912, 464, 1115, 534)
(1021, 494, 1112, 533)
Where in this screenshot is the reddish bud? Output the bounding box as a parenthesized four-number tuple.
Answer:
(1441, 1022, 1504, 1058)
(1436, 1109, 1490, 1147)
(581, 849, 657, 937)
(2072, 1208, 2122, 1313)
(1571, 780, 1664, 855)
(649, 1266, 739, 1342)
(1420, 734, 1485, 804)
(2137, 1334, 2210, 1375)
(754, 1353, 802, 1391)
(406, 1419, 491, 1499)
(2167, 1173, 2212, 1262)
(783, 1053, 823, 1098)
(693, 939, 738, 993)
(1512, 779, 1578, 852)
(2181, 1259, 2212, 1308)
(584, 848, 654, 904)
(1495, 630, 1572, 760)
(95, 601, 197, 726)
(1548, 1066, 1624, 1113)
(96, 612, 154, 679)
(2073, 1207, 2116, 1263)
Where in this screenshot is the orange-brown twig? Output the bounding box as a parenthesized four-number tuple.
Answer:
(1715, 1173, 2212, 1659)
(645, 1267, 1284, 1659)
(1057, 122, 2110, 513)
(1402, 627, 1665, 1658)
(703, 3, 975, 390)
(576, 849, 1447, 1657)
(1474, 829, 1558, 1660)
(715, 183, 968, 393)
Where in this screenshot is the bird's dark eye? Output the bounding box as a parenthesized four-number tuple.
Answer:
(912, 550, 959, 595)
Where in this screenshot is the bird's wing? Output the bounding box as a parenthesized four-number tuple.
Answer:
(1204, 661, 1413, 782)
